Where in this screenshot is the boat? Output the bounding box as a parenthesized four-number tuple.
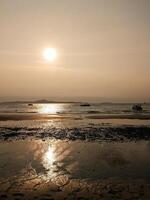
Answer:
(80, 103, 91, 107)
(132, 104, 143, 112)
(28, 103, 33, 107)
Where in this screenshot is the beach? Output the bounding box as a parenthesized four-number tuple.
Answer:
(0, 139, 150, 200)
(0, 103, 150, 199)
(1, 0, 150, 198)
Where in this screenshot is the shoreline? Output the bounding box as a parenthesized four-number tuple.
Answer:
(0, 113, 150, 121)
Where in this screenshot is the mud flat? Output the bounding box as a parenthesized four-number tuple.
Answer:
(0, 179, 150, 200)
(0, 113, 150, 121)
(0, 139, 150, 199)
(0, 125, 150, 142)
(0, 116, 150, 199)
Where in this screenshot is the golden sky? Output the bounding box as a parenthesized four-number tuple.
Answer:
(0, 0, 150, 102)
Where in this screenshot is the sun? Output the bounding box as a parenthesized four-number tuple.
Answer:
(43, 48, 57, 62)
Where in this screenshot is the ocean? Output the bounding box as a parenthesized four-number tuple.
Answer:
(0, 102, 150, 115)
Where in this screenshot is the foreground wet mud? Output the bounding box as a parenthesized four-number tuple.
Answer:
(0, 139, 150, 200)
(0, 179, 150, 200)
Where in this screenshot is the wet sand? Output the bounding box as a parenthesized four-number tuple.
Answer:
(0, 124, 150, 142)
(0, 139, 150, 200)
(0, 113, 150, 121)
(0, 114, 72, 121)
(0, 179, 150, 200)
(87, 114, 150, 120)
(0, 114, 150, 199)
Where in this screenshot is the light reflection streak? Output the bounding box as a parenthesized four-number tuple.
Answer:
(37, 104, 63, 114)
(28, 139, 75, 181)
(43, 146, 55, 167)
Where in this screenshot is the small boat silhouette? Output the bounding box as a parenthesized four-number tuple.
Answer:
(132, 104, 143, 112)
(80, 103, 91, 107)
(28, 103, 33, 107)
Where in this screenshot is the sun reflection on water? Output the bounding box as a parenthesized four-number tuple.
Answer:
(38, 104, 62, 114)
(30, 139, 74, 181)
(41, 143, 57, 180)
(44, 146, 55, 166)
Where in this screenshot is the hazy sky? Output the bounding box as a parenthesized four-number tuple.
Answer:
(0, 0, 150, 102)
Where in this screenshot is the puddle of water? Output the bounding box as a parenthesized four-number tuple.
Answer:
(0, 139, 150, 183)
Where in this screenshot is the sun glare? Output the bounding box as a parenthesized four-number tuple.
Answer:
(38, 104, 59, 114)
(43, 48, 57, 62)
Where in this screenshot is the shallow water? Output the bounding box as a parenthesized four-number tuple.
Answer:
(0, 102, 150, 115)
(0, 139, 150, 185)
